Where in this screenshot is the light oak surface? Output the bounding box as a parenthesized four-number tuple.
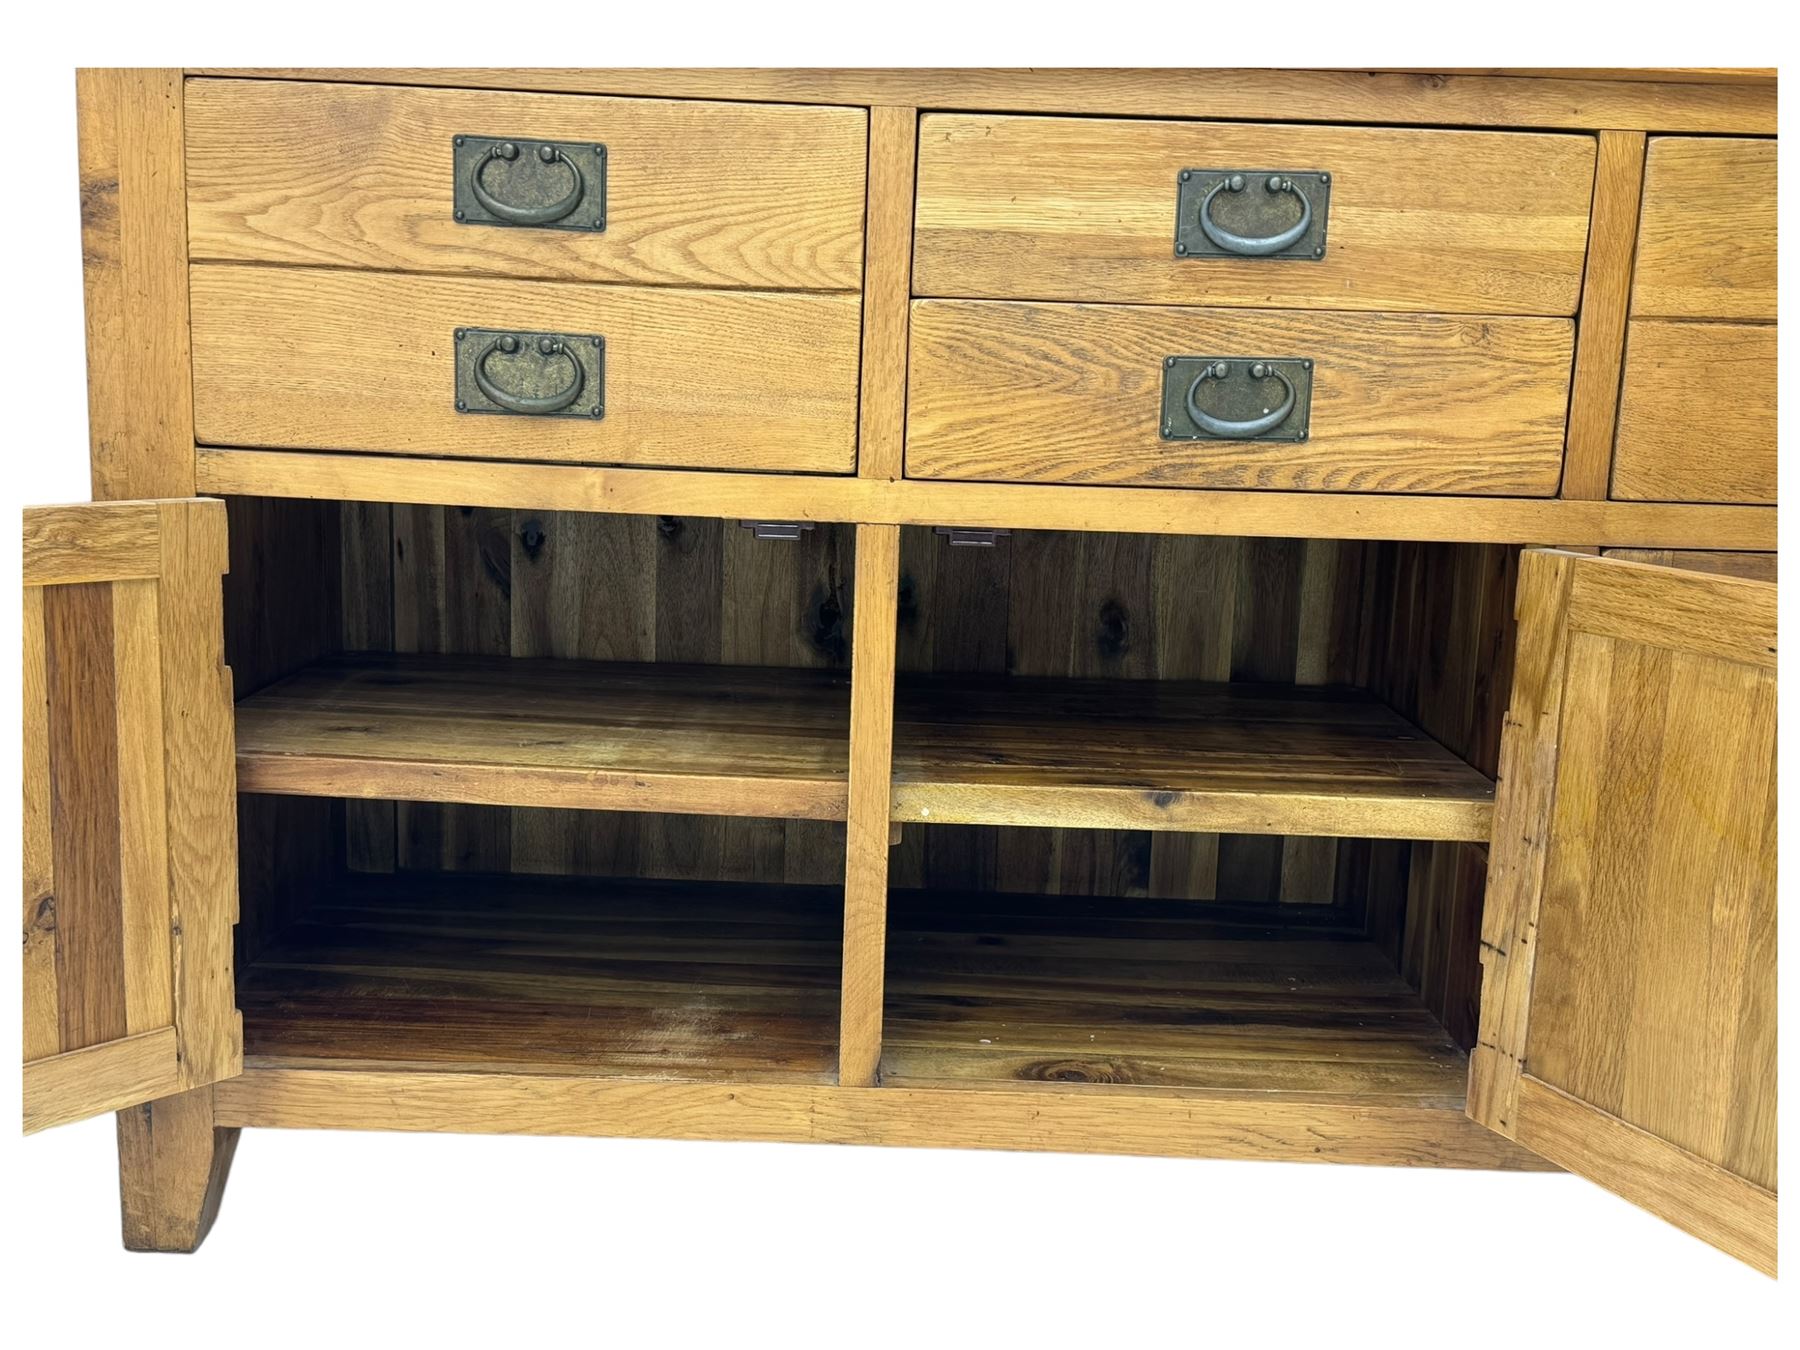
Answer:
(185, 79, 867, 291)
(890, 676, 1495, 841)
(77, 70, 196, 499)
(914, 116, 1595, 315)
(195, 69, 1777, 135)
(194, 447, 1779, 549)
(1470, 552, 1777, 1274)
(838, 525, 902, 1086)
(855, 108, 918, 481)
(1611, 321, 1776, 504)
(907, 300, 1574, 494)
(1561, 131, 1646, 500)
(1632, 138, 1777, 321)
(213, 1066, 1546, 1170)
(188, 265, 862, 472)
(21, 501, 241, 1133)
(234, 653, 852, 821)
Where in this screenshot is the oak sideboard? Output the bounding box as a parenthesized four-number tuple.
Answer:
(21, 67, 1777, 1273)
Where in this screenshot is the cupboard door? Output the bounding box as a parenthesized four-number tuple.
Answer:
(22, 500, 241, 1133)
(1470, 550, 1776, 1274)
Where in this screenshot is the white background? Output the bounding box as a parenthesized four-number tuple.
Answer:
(4, 8, 1794, 1344)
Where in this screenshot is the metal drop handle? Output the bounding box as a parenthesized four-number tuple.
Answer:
(1199, 174, 1314, 257)
(469, 141, 586, 227)
(1184, 361, 1297, 439)
(474, 335, 586, 414)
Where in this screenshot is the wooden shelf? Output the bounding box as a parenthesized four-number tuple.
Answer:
(892, 675, 1495, 841)
(882, 891, 1470, 1108)
(240, 874, 844, 1083)
(234, 654, 851, 820)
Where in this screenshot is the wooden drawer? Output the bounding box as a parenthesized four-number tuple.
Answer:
(1612, 321, 1775, 504)
(906, 300, 1573, 494)
(913, 115, 1595, 315)
(1632, 138, 1775, 320)
(185, 79, 868, 291)
(190, 266, 861, 472)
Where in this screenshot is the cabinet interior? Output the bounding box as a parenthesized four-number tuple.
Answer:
(222, 499, 1516, 1106)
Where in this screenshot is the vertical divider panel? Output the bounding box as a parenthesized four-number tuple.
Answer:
(857, 107, 918, 482)
(839, 524, 902, 1086)
(1562, 130, 1647, 500)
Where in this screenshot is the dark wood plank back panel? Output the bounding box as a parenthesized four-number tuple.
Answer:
(333, 506, 855, 885)
(1354, 541, 1519, 1048)
(892, 528, 1369, 904)
(222, 497, 345, 965)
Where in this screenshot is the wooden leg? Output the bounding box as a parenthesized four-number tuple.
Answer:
(116, 1085, 240, 1253)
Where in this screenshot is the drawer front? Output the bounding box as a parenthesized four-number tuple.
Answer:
(190, 266, 861, 472)
(1632, 138, 1775, 320)
(185, 79, 868, 291)
(1612, 321, 1775, 504)
(906, 301, 1573, 494)
(913, 116, 1595, 315)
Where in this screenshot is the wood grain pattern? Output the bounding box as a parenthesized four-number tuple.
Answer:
(76, 70, 196, 499)
(906, 301, 1574, 494)
(1358, 541, 1520, 1050)
(23, 1028, 181, 1135)
(882, 892, 1469, 1105)
(44, 582, 128, 1053)
(1603, 549, 1776, 582)
(21, 501, 240, 1133)
(1561, 131, 1646, 500)
(890, 676, 1494, 840)
(856, 108, 917, 480)
(316, 506, 854, 882)
(194, 448, 1779, 550)
(117, 1085, 240, 1253)
(839, 525, 901, 1085)
(156, 501, 243, 1090)
(21, 587, 57, 1062)
(184, 79, 867, 291)
(1612, 321, 1776, 504)
(22, 501, 164, 584)
(214, 1067, 1548, 1170)
(1514, 1078, 1776, 1276)
(1470, 551, 1776, 1272)
(1632, 138, 1776, 320)
(193, 69, 1777, 136)
(914, 116, 1595, 315)
(891, 530, 1367, 906)
(1467, 550, 1576, 1133)
(189, 265, 862, 472)
(235, 653, 851, 820)
(111, 580, 174, 1037)
(239, 874, 844, 1083)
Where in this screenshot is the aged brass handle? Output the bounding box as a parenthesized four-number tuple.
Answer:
(469, 141, 586, 227)
(1184, 361, 1297, 439)
(474, 335, 587, 414)
(1199, 174, 1314, 257)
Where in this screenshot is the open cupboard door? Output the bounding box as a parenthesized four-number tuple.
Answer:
(1469, 549, 1777, 1275)
(22, 501, 241, 1133)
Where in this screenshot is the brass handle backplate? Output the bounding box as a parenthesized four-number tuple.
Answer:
(1174, 169, 1331, 261)
(453, 135, 608, 232)
(454, 328, 606, 420)
(1160, 356, 1313, 443)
